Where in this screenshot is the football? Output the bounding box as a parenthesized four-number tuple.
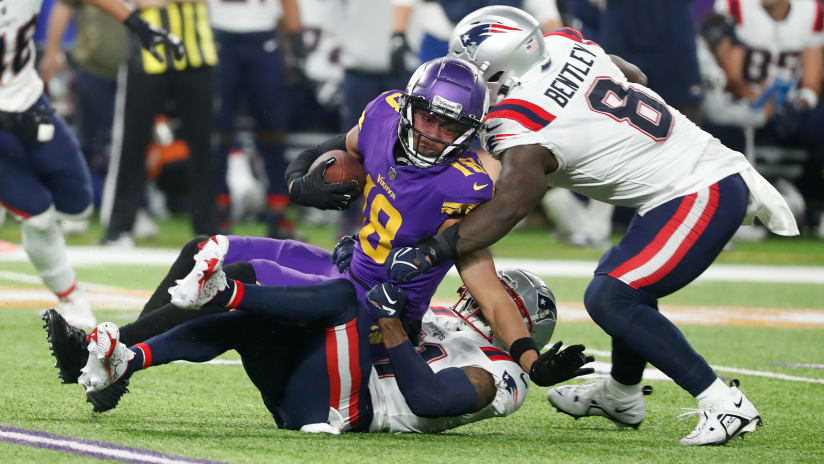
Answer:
(310, 149, 366, 189)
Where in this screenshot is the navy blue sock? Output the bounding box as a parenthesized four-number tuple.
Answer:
(585, 275, 716, 396)
(131, 314, 241, 369)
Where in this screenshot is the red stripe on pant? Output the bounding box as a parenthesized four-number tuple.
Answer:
(609, 193, 697, 280)
(324, 319, 362, 429)
(628, 184, 720, 288)
(325, 326, 342, 412)
(344, 319, 361, 426)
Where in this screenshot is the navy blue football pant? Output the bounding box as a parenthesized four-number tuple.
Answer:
(133, 279, 373, 431)
(586, 174, 748, 396)
(600, 0, 702, 111)
(213, 29, 288, 198)
(0, 94, 92, 218)
(73, 68, 117, 208)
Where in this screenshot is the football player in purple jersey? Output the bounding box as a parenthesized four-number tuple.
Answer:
(45, 56, 591, 415)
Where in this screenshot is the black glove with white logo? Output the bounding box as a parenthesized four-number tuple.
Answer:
(385, 246, 433, 283)
(529, 341, 595, 387)
(390, 32, 413, 74)
(366, 282, 408, 320)
(124, 10, 185, 62)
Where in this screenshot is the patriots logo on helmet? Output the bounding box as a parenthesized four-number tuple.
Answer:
(460, 22, 524, 56)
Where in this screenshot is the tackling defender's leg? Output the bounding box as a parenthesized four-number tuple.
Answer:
(548, 174, 762, 445)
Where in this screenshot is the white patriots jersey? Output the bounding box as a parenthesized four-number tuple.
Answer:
(207, 0, 282, 32)
(0, 0, 44, 112)
(367, 308, 528, 433)
(482, 31, 752, 215)
(714, 0, 824, 90)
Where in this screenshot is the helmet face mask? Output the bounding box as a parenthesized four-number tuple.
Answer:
(450, 269, 557, 349)
(448, 6, 548, 104)
(398, 57, 489, 168)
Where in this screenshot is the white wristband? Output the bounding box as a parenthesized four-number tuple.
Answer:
(798, 87, 819, 109)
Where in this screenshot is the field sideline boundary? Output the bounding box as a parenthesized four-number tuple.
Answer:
(0, 425, 224, 464)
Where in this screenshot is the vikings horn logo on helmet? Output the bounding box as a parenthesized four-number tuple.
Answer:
(459, 22, 524, 57)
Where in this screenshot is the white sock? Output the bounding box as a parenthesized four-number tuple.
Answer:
(695, 378, 731, 409)
(606, 377, 642, 400)
(22, 207, 76, 294)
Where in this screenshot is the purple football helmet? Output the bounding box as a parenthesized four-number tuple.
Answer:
(398, 56, 490, 168)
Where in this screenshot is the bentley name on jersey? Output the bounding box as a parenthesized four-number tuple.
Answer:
(367, 310, 528, 433)
(483, 30, 752, 216)
(0, 0, 44, 112)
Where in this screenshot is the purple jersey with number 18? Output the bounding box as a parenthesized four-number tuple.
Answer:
(346, 90, 493, 321)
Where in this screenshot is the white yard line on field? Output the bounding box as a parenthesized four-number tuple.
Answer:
(584, 349, 824, 385)
(3, 266, 824, 327)
(1, 244, 823, 283)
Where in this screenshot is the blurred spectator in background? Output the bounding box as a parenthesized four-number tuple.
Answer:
(207, 0, 305, 238)
(101, 0, 218, 246)
(563, 0, 603, 41)
(327, 0, 408, 238)
(390, 0, 562, 76)
(713, 0, 824, 233)
(600, 0, 704, 122)
(42, 0, 127, 223)
(291, 0, 343, 131)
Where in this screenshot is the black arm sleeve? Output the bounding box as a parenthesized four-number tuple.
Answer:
(284, 133, 348, 186)
(387, 340, 479, 418)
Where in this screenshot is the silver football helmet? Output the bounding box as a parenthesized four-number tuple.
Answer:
(451, 268, 557, 349)
(449, 6, 549, 103)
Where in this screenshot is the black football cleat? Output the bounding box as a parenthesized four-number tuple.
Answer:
(43, 308, 89, 384)
(86, 376, 131, 413)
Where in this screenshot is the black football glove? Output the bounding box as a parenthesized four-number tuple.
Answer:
(331, 234, 357, 273)
(390, 32, 414, 74)
(124, 10, 185, 62)
(288, 157, 360, 210)
(528, 341, 595, 387)
(366, 282, 408, 320)
(284, 32, 307, 87)
(385, 246, 433, 283)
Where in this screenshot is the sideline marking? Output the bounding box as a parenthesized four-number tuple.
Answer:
(182, 353, 824, 385)
(0, 425, 224, 464)
(2, 246, 822, 283)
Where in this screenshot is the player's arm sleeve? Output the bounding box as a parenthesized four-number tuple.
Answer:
(386, 340, 480, 418)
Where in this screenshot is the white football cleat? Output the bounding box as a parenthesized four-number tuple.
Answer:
(196, 235, 230, 264)
(57, 287, 97, 331)
(168, 235, 229, 309)
(78, 322, 134, 393)
(678, 380, 762, 446)
(547, 379, 652, 429)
